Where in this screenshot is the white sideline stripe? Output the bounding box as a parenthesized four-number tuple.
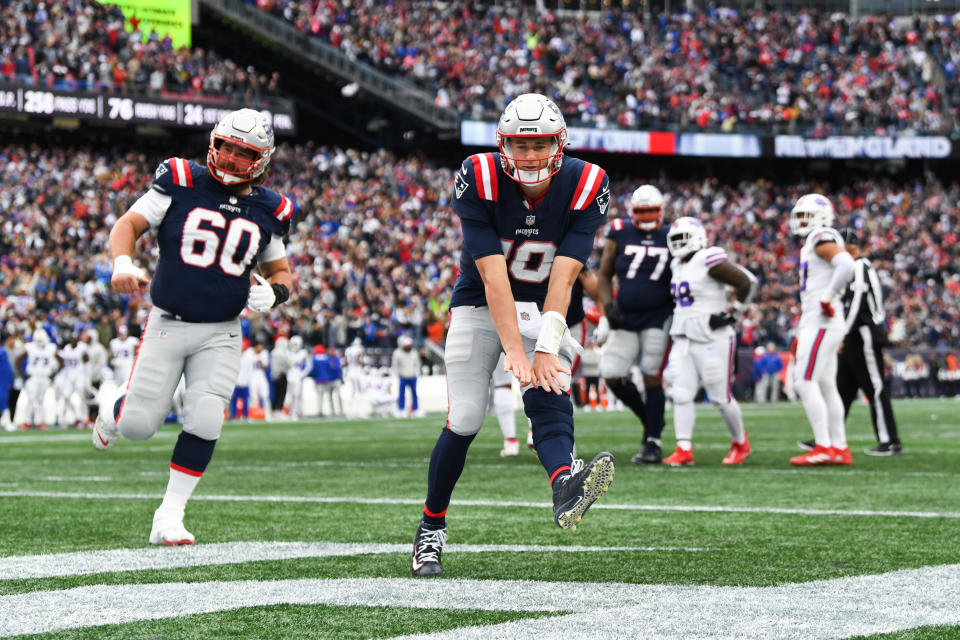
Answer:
(2, 565, 960, 638)
(2, 491, 958, 519)
(0, 542, 710, 580)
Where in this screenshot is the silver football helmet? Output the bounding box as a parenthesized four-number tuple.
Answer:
(629, 184, 665, 231)
(496, 93, 567, 186)
(667, 217, 708, 258)
(207, 108, 276, 185)
(789, 193, 835, 237)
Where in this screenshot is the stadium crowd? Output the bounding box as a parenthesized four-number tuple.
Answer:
(1, 140, 958, 356)
(1, 0, 280, 101)
(255, 1, 952, 134)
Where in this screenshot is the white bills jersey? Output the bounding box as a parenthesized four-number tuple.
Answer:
(110, 336, 138, 370)
(345, 343, 364, 368)
(59, 343, 87, 379)
(799, 227, 845, 328)
(669, 246, 732, 343)
(25, 343, 59, 377)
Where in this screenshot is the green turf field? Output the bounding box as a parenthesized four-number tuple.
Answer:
(1, 399, 959, 639)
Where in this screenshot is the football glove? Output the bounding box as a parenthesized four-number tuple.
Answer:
(247, 273, 289, 312)
(603, 302, 625, 329)
(708, 311, 738, 330)
(595, 316, 610, 345)
(819, 291, 836, 318)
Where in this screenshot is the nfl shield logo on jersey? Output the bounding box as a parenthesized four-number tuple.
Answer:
(525, 214, 536, 226)
(520, 312, 530, 321)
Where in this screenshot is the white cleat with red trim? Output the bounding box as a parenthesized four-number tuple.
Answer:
(149, 507, 195, 545)
(91, 415, 119, 451)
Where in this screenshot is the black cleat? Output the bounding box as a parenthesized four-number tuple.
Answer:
(797, 439, 815, 452)
(631, 440, 662, 464)
(864, 442, 904, 456)
(552, 452, 615, 530)
(412, 522, 447, 576)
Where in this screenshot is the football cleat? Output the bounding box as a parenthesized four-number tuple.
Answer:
(149, 508, 195, 545)
(832, 446, 852, 465)
(500, 439, 519, 457)
(552, 452, 615, 531)
(797, 439, 815, 452)
(790, 445, 834, 466)
(865, 442, 904, 456)
(663, 446, 695, 467)
(722, 437, 752, 465)
(411, 522, 447, 576)
(92, 415, 120, 451)
(630, 440, 662, 464)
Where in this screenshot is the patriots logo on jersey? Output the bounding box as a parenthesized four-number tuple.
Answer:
(455, 173, 469, 200)
(596, 187, 611, 217)
(154, 163, 169, 180)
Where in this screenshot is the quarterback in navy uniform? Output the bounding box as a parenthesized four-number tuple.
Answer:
(92, 109, 294, 545)
(596, 185, 673, 464)
(412, 93, 616, 577)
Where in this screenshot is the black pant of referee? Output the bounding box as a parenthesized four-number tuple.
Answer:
(837, 325, 902, 455)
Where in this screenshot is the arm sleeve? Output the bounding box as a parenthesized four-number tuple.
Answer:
(827, 251, 856, 297)
(130, 188, 172, 228)
(257, 234, 287, 263)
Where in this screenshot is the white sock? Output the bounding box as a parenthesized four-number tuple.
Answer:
(822, 382, 847, 449)
(718, 400, 746, 444)
(494, 387, 516, 440)
(796, 380, 830, 446)
(673, 401, 695, 449)
(158, 467, 201, 514)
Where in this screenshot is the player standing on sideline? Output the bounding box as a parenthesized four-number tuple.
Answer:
(55, 333, 88, 428)
(22, 329, 59, 430)
(659, 217, 757, 466)
(412, 93, 615, 577)
(596, 185, 673, 464)
(82, 329, 108, 426)
(91, 108, 293, 545)
(285, 335, 308, 419)
(109, 324, 137, 385)
(786, 194, 856, 466)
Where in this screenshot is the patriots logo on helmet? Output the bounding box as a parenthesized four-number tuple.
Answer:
(595, 188, 611, 216)
(454, 174, 469, 199)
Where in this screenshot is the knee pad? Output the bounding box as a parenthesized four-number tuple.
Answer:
(522, 388, 573, 449)
(117, 406, 157, 441)
(669, 383, 696, 405)
(183, 391, 226, 440)
(447, 395, 486, 436)
(794, 378, 818, 400)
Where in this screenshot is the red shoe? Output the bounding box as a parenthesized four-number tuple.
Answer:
(663, 446, 695, 466)
(790, 444, 834, 466)
(722, 436, 752, 465)
(832, 446, 852, 465)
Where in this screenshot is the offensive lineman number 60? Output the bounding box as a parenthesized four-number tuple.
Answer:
(180, 208, 262, 276)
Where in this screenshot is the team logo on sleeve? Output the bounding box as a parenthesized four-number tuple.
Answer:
(455, 173, 469, 199)
(154, 163, 168, 180)
(595, 187, 611, 216)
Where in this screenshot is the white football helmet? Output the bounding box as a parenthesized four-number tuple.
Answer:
(32, 328, 50, 345)
(667, 217, 708, 258)
(289, 335, 303, 351)
(789, 193, 835, 237)
(496, 93, 567, 186)
(207, 108, 276, 185)
(629, 184, 665, 231)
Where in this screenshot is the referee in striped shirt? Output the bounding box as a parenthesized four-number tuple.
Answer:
(836, 228, 903, 455)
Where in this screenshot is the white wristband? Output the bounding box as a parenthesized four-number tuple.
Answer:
(535, 310, 567, 355)
(820, 291, 837, 304)
(113, 255, 134, 272)
(731, 300, 746, 313)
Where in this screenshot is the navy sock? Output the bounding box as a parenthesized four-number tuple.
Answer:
(423, 427, 476, 527)
(171, 431, 217, 474)
(644, 385, 666, 440)
(113, 395, 125, 422)
(608, 380, 648, 431)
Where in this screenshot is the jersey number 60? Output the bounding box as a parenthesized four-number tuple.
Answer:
(180, 208, 263, 276)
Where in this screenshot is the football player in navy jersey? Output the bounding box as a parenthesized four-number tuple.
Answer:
(92, 108, 294, 545)
(412, 93, 616, 577)
(596, 185, 673, 465)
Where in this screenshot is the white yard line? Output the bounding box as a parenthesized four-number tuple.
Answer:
(1, 564, 958, 638)
(0, 542, 712, 580)
(1, 490, 958, 519)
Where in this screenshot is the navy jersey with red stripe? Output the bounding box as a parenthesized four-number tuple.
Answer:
(148, 158, 293, 322)
(450, 152, 609, 309)
(605, 218, 673, 330)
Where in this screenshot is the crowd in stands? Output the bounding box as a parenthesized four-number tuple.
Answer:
(1, 0, 279, 101)
(256, 1, 953, 134)
(1, 140, 958, 360)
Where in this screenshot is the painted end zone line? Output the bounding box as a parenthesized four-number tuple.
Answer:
(3, 565, 960, 639)
(2, 491, 958, 519)
(0, 542, 712, 581)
